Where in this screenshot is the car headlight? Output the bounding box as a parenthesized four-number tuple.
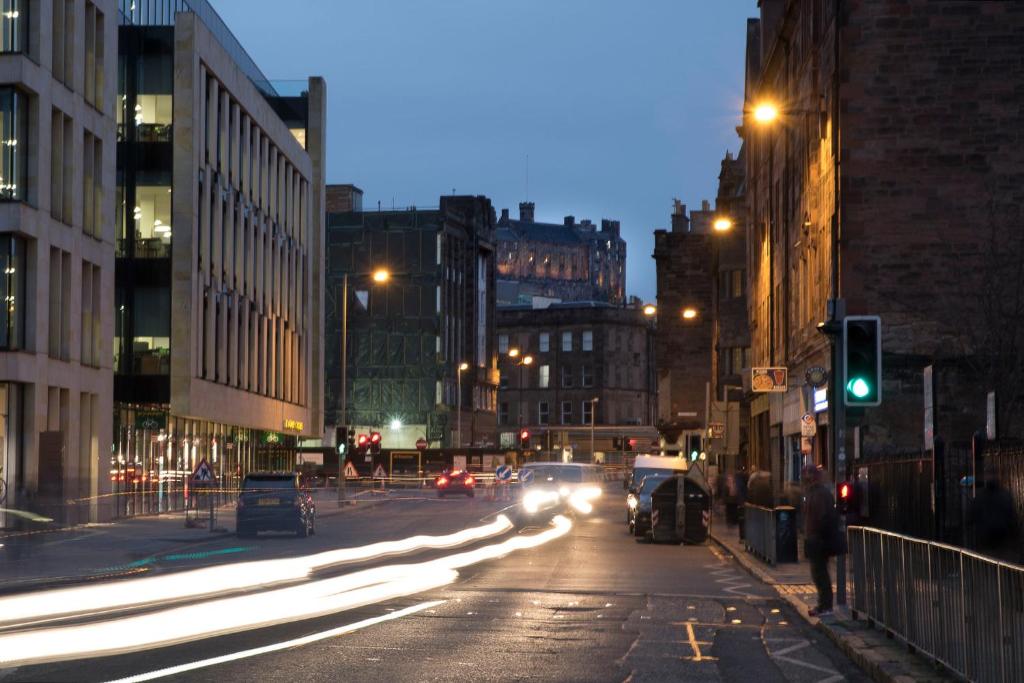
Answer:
(559, 486, 570, 498)
(627, 495, 637, 510)
(523, 489, 560, 514)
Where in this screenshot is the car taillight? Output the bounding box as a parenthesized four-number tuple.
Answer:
(437, 477, 449, 487)
(465, 476, 475, 486)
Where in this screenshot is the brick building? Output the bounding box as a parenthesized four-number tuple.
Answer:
(652, 201, 715, 456)
(325, 195, 498, 450)
(495, 302, 657, 462)
(740, 0, 1024, 497)
(496, 202, 626, 306)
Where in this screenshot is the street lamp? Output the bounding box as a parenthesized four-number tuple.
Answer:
(506, 350, 534, 456)
(508, 347, 520, 359)
(682, 307, 698, 320)
(643, 303, 657, 317)
(713, 216, 733, 232)
(589, 397, 600, 463)
(457, 362, 469, 448)
(753, 102, 779, 123)
(372, 268, 390, 283)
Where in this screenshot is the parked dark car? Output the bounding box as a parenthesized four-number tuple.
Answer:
(237, 472, 315, 538)
(627, 474, 670, 539)
(435, 470, 476, 497)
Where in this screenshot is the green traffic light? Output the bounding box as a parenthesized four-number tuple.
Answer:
(847, 377, 871, 399)
(690, 450, 699, 461)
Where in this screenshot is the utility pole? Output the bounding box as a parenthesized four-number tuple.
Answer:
(590, 397, 599, 463)
(338, 273, 348, 507)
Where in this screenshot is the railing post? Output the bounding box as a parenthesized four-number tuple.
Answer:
(960, 551, 967, 678)
(997, 565, 1005, 683)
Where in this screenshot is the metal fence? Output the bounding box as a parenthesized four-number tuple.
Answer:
(850, 525, 1024, 682)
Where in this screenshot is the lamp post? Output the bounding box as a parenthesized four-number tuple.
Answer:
(457, 362, 469, 448)
(589, 397, 599, 463)
(506, 348, 533, 460)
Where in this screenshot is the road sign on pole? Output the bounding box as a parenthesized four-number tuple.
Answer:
(191, 458, 214, 483)
(373, 464, 387, 479)
(416, 437, 428, 451)
(343, 461, 358, 479)
(519, 468, 534, 485)
(495, 465, 512, 482)
(800, 413, 816, 437)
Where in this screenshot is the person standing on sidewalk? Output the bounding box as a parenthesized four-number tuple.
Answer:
(802, 465, 838, 617)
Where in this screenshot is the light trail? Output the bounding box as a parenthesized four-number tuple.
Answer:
(0, 515, 513, 626)
(106, 600, 447, 683)
(0, 515, 572, 668)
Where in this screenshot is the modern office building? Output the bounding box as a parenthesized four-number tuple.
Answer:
(0, 0, 117, 523)
(114, 0, 325, 514)
(496, 302, 657, 462)
(325, 192, 498, 451)
(496, 202, 626, 307)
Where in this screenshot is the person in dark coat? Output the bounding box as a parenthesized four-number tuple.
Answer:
(968, 463, 1019, 563)
(802, 465, 838, 617)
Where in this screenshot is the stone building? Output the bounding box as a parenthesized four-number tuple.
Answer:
(496, 202, 626, 306)
(325, 194, 498, 450)
(652, 202, 715, 456)
(114, 0, 326, 515)
(496, 302, 657, 462)
(0, 0, 118, 522)
(740, 0, 1024, 495)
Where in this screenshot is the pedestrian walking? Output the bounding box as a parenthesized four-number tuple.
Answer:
(968, 462, 1019, 563)
(802, 465, 842, 617)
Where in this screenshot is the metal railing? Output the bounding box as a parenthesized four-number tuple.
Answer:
(849, 525, 1024, 682)
(743, 503, 798, 565)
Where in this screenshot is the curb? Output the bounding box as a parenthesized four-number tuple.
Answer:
(709, 530, 901, 683)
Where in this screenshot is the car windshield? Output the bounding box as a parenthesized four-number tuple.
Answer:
(525, 465, 583, 484)
(242, 477, 296, 490)
(633, 467, 679, 485)
(639, 476, 669, 495)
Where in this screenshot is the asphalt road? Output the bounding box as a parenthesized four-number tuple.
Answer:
(3, 489, 868, 683)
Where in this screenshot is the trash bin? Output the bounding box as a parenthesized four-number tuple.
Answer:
(773, 505, 798, 563)
(679, 478, 711, 544)
(649, 476, 680, 543)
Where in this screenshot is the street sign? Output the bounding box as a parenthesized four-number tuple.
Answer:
(708, 422, 725, 439)
(800, 413, 816, 437)
(343, 461, 358, 479)
(751, 367, 787, 393)
(495, 465, 512, 481)
(191, 458, 214, 483)
(416, 437, 428, 451)
(805, 366, 828, 388)
(373, 464, 387, 479)
(518, 468, 534, 485)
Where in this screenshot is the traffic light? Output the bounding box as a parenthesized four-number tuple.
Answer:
(335, 427, 346, 454)
(347, 429, 356, 457)
(612, 437, 622, 450)
(627, 438, 637, 451)
(843, 316, 882, 407)
(519, 429, 530, 449)
(836, 480, 852, 514)
(687, 434, 702, 461)
(369, 431, 382, 455)
(356, 433, 369, 456)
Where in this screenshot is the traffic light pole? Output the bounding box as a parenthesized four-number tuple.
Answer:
(338, 273, 348, 507)
(830, 299, 847, 607)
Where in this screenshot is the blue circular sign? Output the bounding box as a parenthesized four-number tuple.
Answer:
(496, 465, 512, 481)
(519, 468, 534, 485)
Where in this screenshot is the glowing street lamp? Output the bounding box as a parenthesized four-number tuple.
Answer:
(682, 307, 698, 320)
(753, 102, 779, 124)
(642, 304, 657, 317)
(508, 347, 520, 358)
(713, 217, 733, 232)
(522, 355, 534, 366)
(372, 269, 390, 283)
(457, 362, 470, 448)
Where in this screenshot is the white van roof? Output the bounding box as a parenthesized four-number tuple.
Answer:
(632, 454, 689, 472)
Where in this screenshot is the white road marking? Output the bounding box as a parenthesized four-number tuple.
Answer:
(106, 600, 445, 683)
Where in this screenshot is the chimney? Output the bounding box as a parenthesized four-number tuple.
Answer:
(600, 219, 620, 237)
(500, 208, 510, 224)
(564, 215, 575, 227)
(519, 202, 535, 222)
(702, 199, 710, 212)
(671, 205, 690, 233)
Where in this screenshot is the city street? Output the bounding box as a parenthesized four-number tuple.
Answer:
(1, 488, 867, 682)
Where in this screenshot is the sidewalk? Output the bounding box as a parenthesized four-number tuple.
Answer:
(0, 488, 391, 594)
(710, 520, 956, 683)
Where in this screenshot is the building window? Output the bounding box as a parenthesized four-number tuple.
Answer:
(84, 2, 105, 112)
(561, 366, 573, 388)
(538, 401, 549, 425)
(48, 248, 71, 360)
(0, 234, 25, 349)
(582, 400, 594, 425)
(499, 372, 509, 390)
(52, 0, 75, 87)
(132, 186, 172, 258)
(498, 334, 509, 354)
(0, 0, 26, 53)
(132, 286, 170, 374)
(560, 401, 572, 425)
(538, 364, 549, 389)
(498, 402, 509, 425)
(539, 332, 549, 353)
(581, 365, 593, 388)
(133, 94, 173, 143)
(561, 331, 572, 352)
(83, 131, 103, 238)
(0, 88, 27, 201)
(582, 330, 593, 351)
(50, 108, 73, 223)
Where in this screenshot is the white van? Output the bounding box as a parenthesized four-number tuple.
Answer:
(625, 454, 689, 492)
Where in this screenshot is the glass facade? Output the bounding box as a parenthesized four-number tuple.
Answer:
(0, 0, 25, 54)
(0, 383, 22, 510)
(112, 407, 295, 517)
(0, 234, 25, 350)
(0, 88, 27, 201)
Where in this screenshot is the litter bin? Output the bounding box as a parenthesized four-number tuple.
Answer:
(649, 476, 681, 543)
(773, 505, 798, 563)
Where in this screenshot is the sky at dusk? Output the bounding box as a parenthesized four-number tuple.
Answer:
(211, 0, 755, 303)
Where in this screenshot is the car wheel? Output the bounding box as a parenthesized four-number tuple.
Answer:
(296, 518, 310, 538)
(468, 490, 475, 498)
(237, 524, 255, 539)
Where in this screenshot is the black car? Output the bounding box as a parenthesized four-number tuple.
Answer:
(435, 470, 476, 497)
(627, 474, 670, 540)
(237, 472, 316, 537)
